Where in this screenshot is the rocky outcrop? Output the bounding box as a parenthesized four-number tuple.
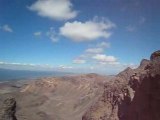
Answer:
(117, 67, 135, 81)
(150, 50, 160, 61)
(0, 98, 17, 120)
(82, 50, 160, 120)
(127, 50, 160, 120)
(139, 59, 150, 70)
(82, 76, 132, 120)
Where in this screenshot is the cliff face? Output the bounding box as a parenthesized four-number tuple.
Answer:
(0, 98, 17, 120)
(127, 50, 160, 120)
(82, 50, 160, 120)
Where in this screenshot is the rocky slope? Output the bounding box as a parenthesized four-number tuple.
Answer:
(0, 97, 17, 120)
(82, 50, 160, 120)
(0, 74, 111, 120)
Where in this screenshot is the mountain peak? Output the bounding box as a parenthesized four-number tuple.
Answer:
(150, 50, 160, 61)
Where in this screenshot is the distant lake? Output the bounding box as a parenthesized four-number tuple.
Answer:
(0, 69, 71, 81)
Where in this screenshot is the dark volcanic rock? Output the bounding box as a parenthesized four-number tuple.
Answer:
(0, 98, 17, 120)
(82, 50, 160, 120)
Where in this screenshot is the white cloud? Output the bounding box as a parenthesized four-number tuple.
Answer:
(92, 54, 117, 63)
(85, 42, 110, 54)
(0, 24, 13, 32)
(73, 59, 86, 64)
(85, 48, 103, 54)
(34, 31, 42, 36)
(28, 0, 77, 20)
(72, 41, 115, 65)
(60, 19, 115, 42)
(46, 27, 59, 42)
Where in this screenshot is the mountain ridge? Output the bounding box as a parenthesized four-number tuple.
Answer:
(0, 50, 160, 120)
(82, 50, 160, 120)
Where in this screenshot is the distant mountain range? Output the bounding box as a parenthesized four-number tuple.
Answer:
(0, 50, 160, 120)
(0, 68, 72, 81)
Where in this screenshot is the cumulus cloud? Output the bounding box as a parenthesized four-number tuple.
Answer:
(34, 31, 42, 36)
(73, 59, 86, 64)
(60, 19, 115, 42)
(73, 53, 119, 65)
(28, 0, 77, 20)
(92, 54, 119, 65)
(92, 53, 120, 65)
(92, 54, 117, 63)
(0, 24, 13, 32)
(72, 41, 116, 65)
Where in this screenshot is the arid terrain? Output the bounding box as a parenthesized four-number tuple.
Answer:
(0, 74, 112, 120)
(0, 50, 160, 120)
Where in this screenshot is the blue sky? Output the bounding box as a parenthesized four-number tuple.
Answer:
(0, 0, 159, 74)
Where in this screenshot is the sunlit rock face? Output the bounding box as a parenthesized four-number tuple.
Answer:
(82, 50, 160, 120)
